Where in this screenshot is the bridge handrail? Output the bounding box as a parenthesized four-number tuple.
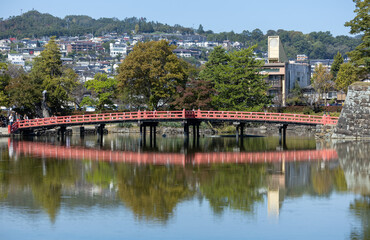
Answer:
(10, 110, 339, 133)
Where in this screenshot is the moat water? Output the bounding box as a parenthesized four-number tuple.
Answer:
(0, 134, 369, 240)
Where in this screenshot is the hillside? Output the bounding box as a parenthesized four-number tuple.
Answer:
(0, 10, 362, 59)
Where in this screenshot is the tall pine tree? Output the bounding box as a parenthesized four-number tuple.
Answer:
(200, 46, 271, 111)
(331, 52, 344, 79)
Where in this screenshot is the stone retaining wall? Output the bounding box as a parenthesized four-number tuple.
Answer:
(332, 82, 370, 139)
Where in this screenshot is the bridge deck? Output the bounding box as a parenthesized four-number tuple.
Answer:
(9, 110, 339, 133)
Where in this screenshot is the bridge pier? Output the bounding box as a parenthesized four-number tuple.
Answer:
(96, 124, 105, 145)
(233, 122, 245, 143)
(183, 120, 201, 147)
(278, 124, 288, 147)
(79, 126, 85, 137)
(138, 121, 158, 148)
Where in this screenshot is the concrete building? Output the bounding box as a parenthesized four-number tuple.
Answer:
(262, 36, 311, 106)
(7, 53, 25, 67)
(109, 43, 127, 57)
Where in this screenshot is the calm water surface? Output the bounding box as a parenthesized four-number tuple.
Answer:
(0, 134, 369, 240)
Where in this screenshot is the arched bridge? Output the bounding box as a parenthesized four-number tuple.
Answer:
(10, 140, 338, 165)
(9, 110, 338, 134)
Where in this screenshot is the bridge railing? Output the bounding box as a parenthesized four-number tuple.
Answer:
(195, 110, 338, 125)
(10, 110, 338, 133)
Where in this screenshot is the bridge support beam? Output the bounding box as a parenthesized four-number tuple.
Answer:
(79, 126, 85, 136)
(233, 122, 245, 143)
(183, 120, 201, 148)
(96, 124, 105, 145)
(96, 124, 106, 136)
(138, 121, 158, 148)
(57, 126, 67, 136)
(278, 124, 288, 147)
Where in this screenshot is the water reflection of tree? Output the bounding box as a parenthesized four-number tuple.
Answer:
(85, 161, 116, 188)
(0, 151, 10, 200)
(2, 156, 79, 222)
(116, 164, 195, 222)
(350, 197, 370, 240)
(198, 164, 266, 214)
(311, 165, 347, 196)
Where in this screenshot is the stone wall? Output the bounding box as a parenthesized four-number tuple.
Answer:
(332, 82, 370, 139)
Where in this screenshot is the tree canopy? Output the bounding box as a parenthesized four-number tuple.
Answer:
(200, 46, 271, 111)
(83, 73, 117, 110)
(6, 37, 78, 116)
(336, 62, 358, 93)
(311, 64, 334, 105)
(117, 40, 187, 110)
(331, 52, 344, 79)
(345, 0, 370, 79)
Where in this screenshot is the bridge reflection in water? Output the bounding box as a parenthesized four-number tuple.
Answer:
(5, 138, 342, 221)
(9, 140, 338, 166)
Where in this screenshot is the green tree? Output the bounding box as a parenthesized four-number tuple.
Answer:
(84, 73, 117, 110)
(197, 24, 205, 34)
(311, 64, 334, 106)
(200, 46, 271, 111)
(331, 52, 344, 79)
(117, 40, 187, 110)
(336, 62, 358, 93)
(32, 37, 63, 78)
(286, 81, 305, 106)
(0, 63, 10, 106)
(31, 37, 78, 115)
(7, 74, 42, 116)
(345, 0, 370, 80)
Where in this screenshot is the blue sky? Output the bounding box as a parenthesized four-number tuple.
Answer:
(1, 0, 356, 36)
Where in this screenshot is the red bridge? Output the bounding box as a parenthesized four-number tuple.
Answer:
(10, 140, 338, 165)
(9, 110, 338, 134)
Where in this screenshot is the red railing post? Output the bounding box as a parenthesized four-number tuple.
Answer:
(322, 114, 327, 125)
(183, 109, 185, 118)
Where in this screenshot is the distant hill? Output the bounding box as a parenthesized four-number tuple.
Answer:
(0, 10, 362, 59)
(0, 10, 194, 38)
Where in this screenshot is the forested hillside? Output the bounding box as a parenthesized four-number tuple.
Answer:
(0, 10, 361, 59)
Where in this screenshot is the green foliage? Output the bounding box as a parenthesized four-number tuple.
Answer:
(206, 29, 360, 60)
(336, 62, 358, 93)
(0, 63, 10, 106)
(84, 73, 117, 110)
(345, 0, 370, 80)
(197, 24, 205, 34)
(32, 37, 63, 78)
(311, 64, 334, 105)
(331, 52, 344, 79)
(7, 74, 42, 116)
(6, 38, 79, 116)
(200, 46, 271, 111)
(286, 81, 305, 106)
(0, 10, 194, 39)
(80, 96, 97, 108)
(102, 40, 114, 53)
(117, 40, 187, 110)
